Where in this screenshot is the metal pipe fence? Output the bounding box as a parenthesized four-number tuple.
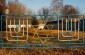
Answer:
(0, 14, 85, 49)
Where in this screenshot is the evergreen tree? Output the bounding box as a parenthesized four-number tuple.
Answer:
(32, 16, 38, 25)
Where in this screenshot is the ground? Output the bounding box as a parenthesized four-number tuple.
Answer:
(0, 48, 85, 55)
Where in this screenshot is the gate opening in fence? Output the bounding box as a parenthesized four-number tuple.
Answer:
(0, 14, 85, 48)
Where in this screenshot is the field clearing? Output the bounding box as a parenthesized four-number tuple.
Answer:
(1, 28, 85, 39)
(27, 28, 85, 37)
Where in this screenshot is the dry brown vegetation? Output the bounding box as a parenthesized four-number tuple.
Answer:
(2, 29, 85, 42)
(1, 23, 85, 55)
(0, 48, 85, 55)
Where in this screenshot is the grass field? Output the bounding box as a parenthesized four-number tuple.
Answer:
(0, 28, 85, 45)
(0, 28, 85, 55)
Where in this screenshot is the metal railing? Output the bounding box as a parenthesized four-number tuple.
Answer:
(0, 14, 85, 48)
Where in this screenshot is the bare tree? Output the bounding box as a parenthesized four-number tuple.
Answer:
(8, 1, 26, 14)
(38, 7, 49, 20)
(0, 0, 6, 14)
(7, 1, 33, 25)
(62, 5, 79, 18)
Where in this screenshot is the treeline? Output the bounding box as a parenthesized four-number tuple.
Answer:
(0, 0, 83, 31)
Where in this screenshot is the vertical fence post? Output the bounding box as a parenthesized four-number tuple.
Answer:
(0, 15, 3, 48)
(68, 15, 70, 48)
(82, 15, 84, 47)
(16, 16, 19, 49)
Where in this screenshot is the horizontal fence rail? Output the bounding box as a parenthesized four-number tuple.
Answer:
(0, 14, 85, 48)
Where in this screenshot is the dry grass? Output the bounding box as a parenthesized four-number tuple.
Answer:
(0, 29, 85, 55)
(3, 28, 85, 37)
(1, 28, 85, 43)
(27, 28, 85, 39)
(0, 48, 85, 55)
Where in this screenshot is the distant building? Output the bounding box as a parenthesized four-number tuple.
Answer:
(46, 19, 79, 31)
(7, 24, 32, 29)
(37, 20, 46, 30)
(38, 24, 46, 30)
(80, 19, 85, 31)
